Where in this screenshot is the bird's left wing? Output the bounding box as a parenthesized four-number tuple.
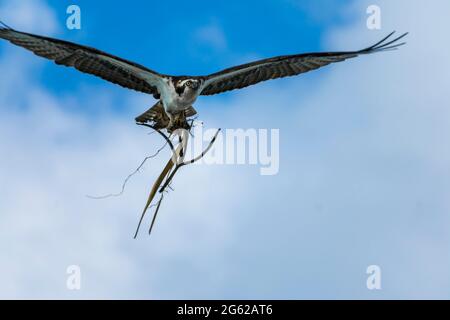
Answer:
(200, 32, 407, 96)
(0, 22, 165, 97)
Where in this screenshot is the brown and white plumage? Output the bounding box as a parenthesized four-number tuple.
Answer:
(135, 101, 197, 130)
(0, 21, 407, 131)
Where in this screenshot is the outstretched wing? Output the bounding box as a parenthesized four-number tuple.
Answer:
(0, 22, 165, 97)
(200, 31, 408, 96)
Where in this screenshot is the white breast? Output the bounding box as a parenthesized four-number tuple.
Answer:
(159, 79, 199, 114)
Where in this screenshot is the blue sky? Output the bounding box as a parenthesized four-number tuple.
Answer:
(30, 0, 351, 102)
(1, 0, 450, 299)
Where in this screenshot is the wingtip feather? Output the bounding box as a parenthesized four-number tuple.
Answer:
(361, 31, 409, 54)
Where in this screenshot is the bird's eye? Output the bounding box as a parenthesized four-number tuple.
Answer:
(186, 81, 192, 87)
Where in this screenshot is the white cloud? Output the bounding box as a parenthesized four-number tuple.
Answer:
(193, 21, 227, 52)
(0, 0, 58, 34)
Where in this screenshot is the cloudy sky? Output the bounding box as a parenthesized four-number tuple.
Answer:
(0, 0, 449, 299)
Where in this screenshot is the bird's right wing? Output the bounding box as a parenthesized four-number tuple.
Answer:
(0, 22, 166, 97)
(200, 32, 408, 96)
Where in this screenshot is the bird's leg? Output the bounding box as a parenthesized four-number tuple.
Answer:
(167, 112, 190, 133)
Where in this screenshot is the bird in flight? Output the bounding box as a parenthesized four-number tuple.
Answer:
(0, 21, 407, 132)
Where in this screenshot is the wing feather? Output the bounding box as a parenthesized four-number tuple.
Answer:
(0, 24, 165, 97)
(200, 32, 407, 96)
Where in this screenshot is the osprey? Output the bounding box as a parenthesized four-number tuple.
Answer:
(0, 21, 407, 132)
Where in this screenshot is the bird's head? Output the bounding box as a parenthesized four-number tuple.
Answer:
(175, 78, 201, 96)
(182, 79, 200, 90)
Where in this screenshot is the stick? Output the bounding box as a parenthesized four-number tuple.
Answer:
(134, 142, 183, 239)
(134, 127, 221, 238)
(148, 194, 164, 235)
(158, 129, 221, 193)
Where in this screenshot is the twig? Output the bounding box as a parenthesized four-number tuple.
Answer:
(86, 141, 168, 200)
(148, 194, 164, 235)
(134, 126, 221, 238)
(134, 202, 159, 239)
(133, 143, 183, 238)
(136, 123, 176, 156)
(158, 129, 221, 193)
